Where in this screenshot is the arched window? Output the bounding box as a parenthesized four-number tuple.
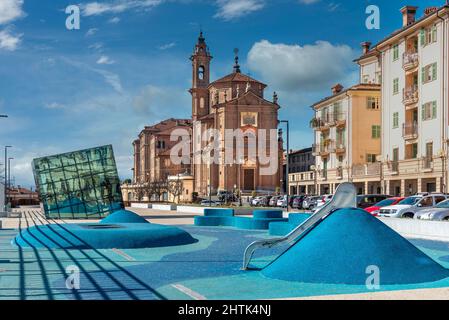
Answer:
(198, 66, 205, 80)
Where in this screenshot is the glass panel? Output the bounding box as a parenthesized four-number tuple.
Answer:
(32, 145, 123, 219)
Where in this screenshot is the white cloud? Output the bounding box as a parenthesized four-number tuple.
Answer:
(108, 16, 121, 23)
(81, 0, 163, 16)
(327, 2, 341, 12)
(0, 29, 22, 51)
(158, 42, 176, 50)
(132, 84, 189, 115)
(214, 0, 265, 20)
(0, 0, 24, 25)
(44, 102, 66, 109)
(85, 28, 98, 36)
(298, 0, 320, 4)
(97, 55, 115, 65)
(88, 42, 104, 51)
(247, 40, 356, 92)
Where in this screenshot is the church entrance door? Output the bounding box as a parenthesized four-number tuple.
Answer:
(243, 169, 255, 191)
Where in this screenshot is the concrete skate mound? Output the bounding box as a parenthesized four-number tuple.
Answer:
(262, 208, 449, 285)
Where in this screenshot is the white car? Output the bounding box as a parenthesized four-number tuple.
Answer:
(314, 194, 333, 211)
(277, 195, 287, 207)
(378, 194, 448, 219)
(251, 196, 263, 206)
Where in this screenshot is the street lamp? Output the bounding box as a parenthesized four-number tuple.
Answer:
(4, 146, 12, 210)
(8, 157, 14, 189)
(280, 120, 289, 212)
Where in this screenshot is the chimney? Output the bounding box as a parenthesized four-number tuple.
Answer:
(400, 6, 418, 27)
(332, 84, 344, 95)
(361, 42, 371, 54)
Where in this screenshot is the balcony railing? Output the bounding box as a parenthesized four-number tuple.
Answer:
(403, 52, 419, 70)
(403, 85, 419, 105)
(313, 142, 332, 157)
(310, 117, 328, 131)
(402, 122, 418, 140)
(334, 140, 346, 154)
(352, 163, 381, 178)
(311, 113, 346, 130)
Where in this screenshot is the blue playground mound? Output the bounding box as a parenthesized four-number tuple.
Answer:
(194, 209, 287, 230)
(14, 210, 197, 249)
(262, 208, 449, 285)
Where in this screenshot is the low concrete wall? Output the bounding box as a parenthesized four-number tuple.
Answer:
(131, 203, 152, 209)
(380, 217, 449, 241)
(177, 206, 206, 214)
(152, 204, 177, 211)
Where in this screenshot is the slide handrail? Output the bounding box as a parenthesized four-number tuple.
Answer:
(242, 182, 357, 270)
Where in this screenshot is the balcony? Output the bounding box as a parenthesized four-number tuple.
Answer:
(352, 163, 381, 178)
(310, 117, 329, 132)
(403, 85, 419, 106)
(403, 52, 419, 71)
(402, 122, 418, 140)
(334, 141, 346, 154)
(313, 142, 332, 157)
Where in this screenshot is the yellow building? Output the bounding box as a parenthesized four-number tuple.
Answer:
(311, 83, 382, 195)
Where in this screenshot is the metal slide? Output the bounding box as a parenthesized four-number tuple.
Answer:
(242, 182, 357, 270)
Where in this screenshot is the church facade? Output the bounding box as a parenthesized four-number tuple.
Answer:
(127, 32, 283, 200)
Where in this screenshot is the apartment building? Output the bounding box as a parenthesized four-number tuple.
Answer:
(286, 148, 315, 195)
(357, 5, 448, 196)
(311, 83, 382, 195)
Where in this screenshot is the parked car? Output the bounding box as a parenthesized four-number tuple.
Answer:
(302, 196, 320, 210)
(365, 197, 404, 216)
(414, 199, 449, 221)
(314, 194, 333, 211)
(200, 200, 219, 207)
(269, 196, 281, 207)
(250, 196, 264, 207)
(292, 195, 306, 209)
(356, 194, 391, 209)
(378, 194, 448, 218)
(277, 195, 288, 208)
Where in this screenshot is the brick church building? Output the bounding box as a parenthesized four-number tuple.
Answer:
(128, 32, 283, 199)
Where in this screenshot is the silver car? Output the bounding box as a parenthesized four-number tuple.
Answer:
(379, 194, 448, 218)
(414, 199, 449, 221)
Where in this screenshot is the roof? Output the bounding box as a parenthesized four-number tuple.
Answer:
(140, 118, 192, 136)
(355, 5, 449, 63)
(288, 147, 313, 156)
(311, 83, 381, 109)
(210, 72, 267, 88)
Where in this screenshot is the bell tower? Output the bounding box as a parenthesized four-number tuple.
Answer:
(190, 31, 212, 120)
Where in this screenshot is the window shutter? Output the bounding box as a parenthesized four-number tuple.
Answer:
(420, 29, 426, 46)
(432, 101, 437, 119)
(422, 104, 425, 121)
(432, 63, 437, 80)
(421, 67, 426, 84)
(432, 25, 437, 42)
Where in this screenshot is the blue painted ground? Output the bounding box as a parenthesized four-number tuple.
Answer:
(2, 210, 449, 300)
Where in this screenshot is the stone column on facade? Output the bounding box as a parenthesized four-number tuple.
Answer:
(400, 179, 406, 197)
(417, 178, 422, 194)
(364, 181, 369, 195)
(437, 177, 442, 193)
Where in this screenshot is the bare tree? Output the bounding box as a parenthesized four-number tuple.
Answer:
(168, 178, 183, 203)
(152, 180, 168, 202)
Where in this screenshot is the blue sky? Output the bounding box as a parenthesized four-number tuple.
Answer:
(0, 0, 445, 187)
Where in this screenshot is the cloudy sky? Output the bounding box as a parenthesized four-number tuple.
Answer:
(0, 0, 444, 187)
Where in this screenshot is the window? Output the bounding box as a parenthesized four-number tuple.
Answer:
(367, 97, 379, 109)
(393, 78, 399, 95)
(422, 63, 437, 84)
(392, 44, 399, 61)
(198, 66, 205, 80)
(362, 75, 369, 84)
(411, 143, 418, 159)
(371, 125, 381, 139)
(367, 154, 377, 163)
(420, 196, 433, 207)
(393, 112, 399, 128)
(422, 101, 437, 121)
(421, 26, 438, 47)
